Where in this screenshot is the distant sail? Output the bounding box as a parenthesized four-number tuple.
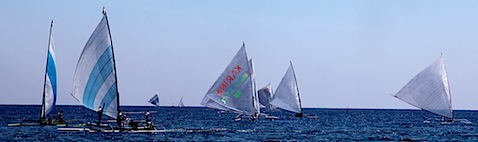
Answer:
(72, 12, 119, 119)
(41, 20, 57, 119)
(200, 43, 255, 115)
(178, 96, 185, 107)
(257, 83, 273, 110)
(149, 93, 160, 107)
(393, 54, 452, 119)
(270, 61, 302, 113)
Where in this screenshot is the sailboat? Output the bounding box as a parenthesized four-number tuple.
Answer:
(200, 43, 276, 120)
(269, 61, 303, 117)
(66, 8, 156, 132)
(393, 54, 453, 122)
(178, 96, 185, 107)
(257, 83, 275, 110)
(9, 20, 58, 127)
(200, 43, 260, 118)
(148, 92, 160, 107)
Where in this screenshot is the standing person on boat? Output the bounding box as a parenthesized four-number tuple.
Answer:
(117, 112, 125, 128)
(97, 106, 103, 124)
(145, 110, 150, 124)
(56, 108, 64, 123)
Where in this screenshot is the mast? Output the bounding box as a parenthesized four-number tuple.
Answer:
(102, 7, 120, 119)
(40, 20, 54, 121)
(250, 58, 259, 116)
(290, 61, 302, 113)
(442, 53, 453, 119)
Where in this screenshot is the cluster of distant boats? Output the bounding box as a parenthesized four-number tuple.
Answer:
(8, 7, 470, 133)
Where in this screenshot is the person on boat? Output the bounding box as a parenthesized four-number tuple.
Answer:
(124, 114, 130, 127)
(47, 117, 53, 125)
(97, 106, 103, 124)
(145, 110, 153, 129)
(118, 112, 125, 127)
(145, 110, 150, 123)
(56, 108, 64, 123)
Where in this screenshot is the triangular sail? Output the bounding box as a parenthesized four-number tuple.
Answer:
(41, 20, 57, 119)
(393, 55, 452, 119)
(149, 93, 160, 107)
(270, 61, 302, 113)
(200, 43, 255, 115)
(258, 83, 273, 110)
(71, 11, 119, 119)
(178, 97, 185, 107)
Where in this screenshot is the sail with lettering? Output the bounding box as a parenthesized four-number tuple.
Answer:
(71, 10, 119, 119)
(149, 92, 160, 107)
(393, 54, 453, 119)
(178, 96, 185, 107)
(270, 61, 302, 115)
(200, 43, 255, 115)
(40, 20, 57, 120)
(257, 83, 273, 110)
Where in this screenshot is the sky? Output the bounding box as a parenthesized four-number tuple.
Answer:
(2, 1, 478, 110)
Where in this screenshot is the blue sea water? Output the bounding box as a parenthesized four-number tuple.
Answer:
(1, 105, 478, 141)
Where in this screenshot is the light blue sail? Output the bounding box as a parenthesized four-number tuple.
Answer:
(41, 20, 57, 119)
(72, 13, 119, 119)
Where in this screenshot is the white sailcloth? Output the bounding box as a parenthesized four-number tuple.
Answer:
(41, 20, 57, 118)
(257, 83, 272, 109)
(72, 13, 119, 119)
(393, 55, 452, 118)
(200, 43, 255, 115)
(178, 97, 185, 107)
(149, 93, 160, 107)
(249, 58, 260, 115)
(270, 61, 302, 113)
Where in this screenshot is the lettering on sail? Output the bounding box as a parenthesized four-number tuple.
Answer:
(217, 65, 242, 96)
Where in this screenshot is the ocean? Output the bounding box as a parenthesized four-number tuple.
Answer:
(2, 105, 478, 141)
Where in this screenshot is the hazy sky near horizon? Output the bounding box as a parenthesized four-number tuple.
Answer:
(2, 1, 478, 109)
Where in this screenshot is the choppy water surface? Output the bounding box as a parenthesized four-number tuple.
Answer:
(1, 105, 478, 141)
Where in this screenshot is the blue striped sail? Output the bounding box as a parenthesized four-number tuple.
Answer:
(201, 44, 255, 115)
(72, 14, 118, 119)
(148, 93, 160, 107)
(41, 20, 57, 118)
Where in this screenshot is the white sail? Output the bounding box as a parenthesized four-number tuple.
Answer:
(249, 58, 260, 115)
(149, 93, 160, 107)
(178, 96, 185, 107)
(270, 61, 302, 113)
(72, 12, 119, 119)
(41, 20, 57, 118)
(393, 54, 452, 119)
(200, 43, 255, 115)
(257, 83, 273, 110)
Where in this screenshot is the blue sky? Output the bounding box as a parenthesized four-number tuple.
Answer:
(2, 1, 478, 109)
